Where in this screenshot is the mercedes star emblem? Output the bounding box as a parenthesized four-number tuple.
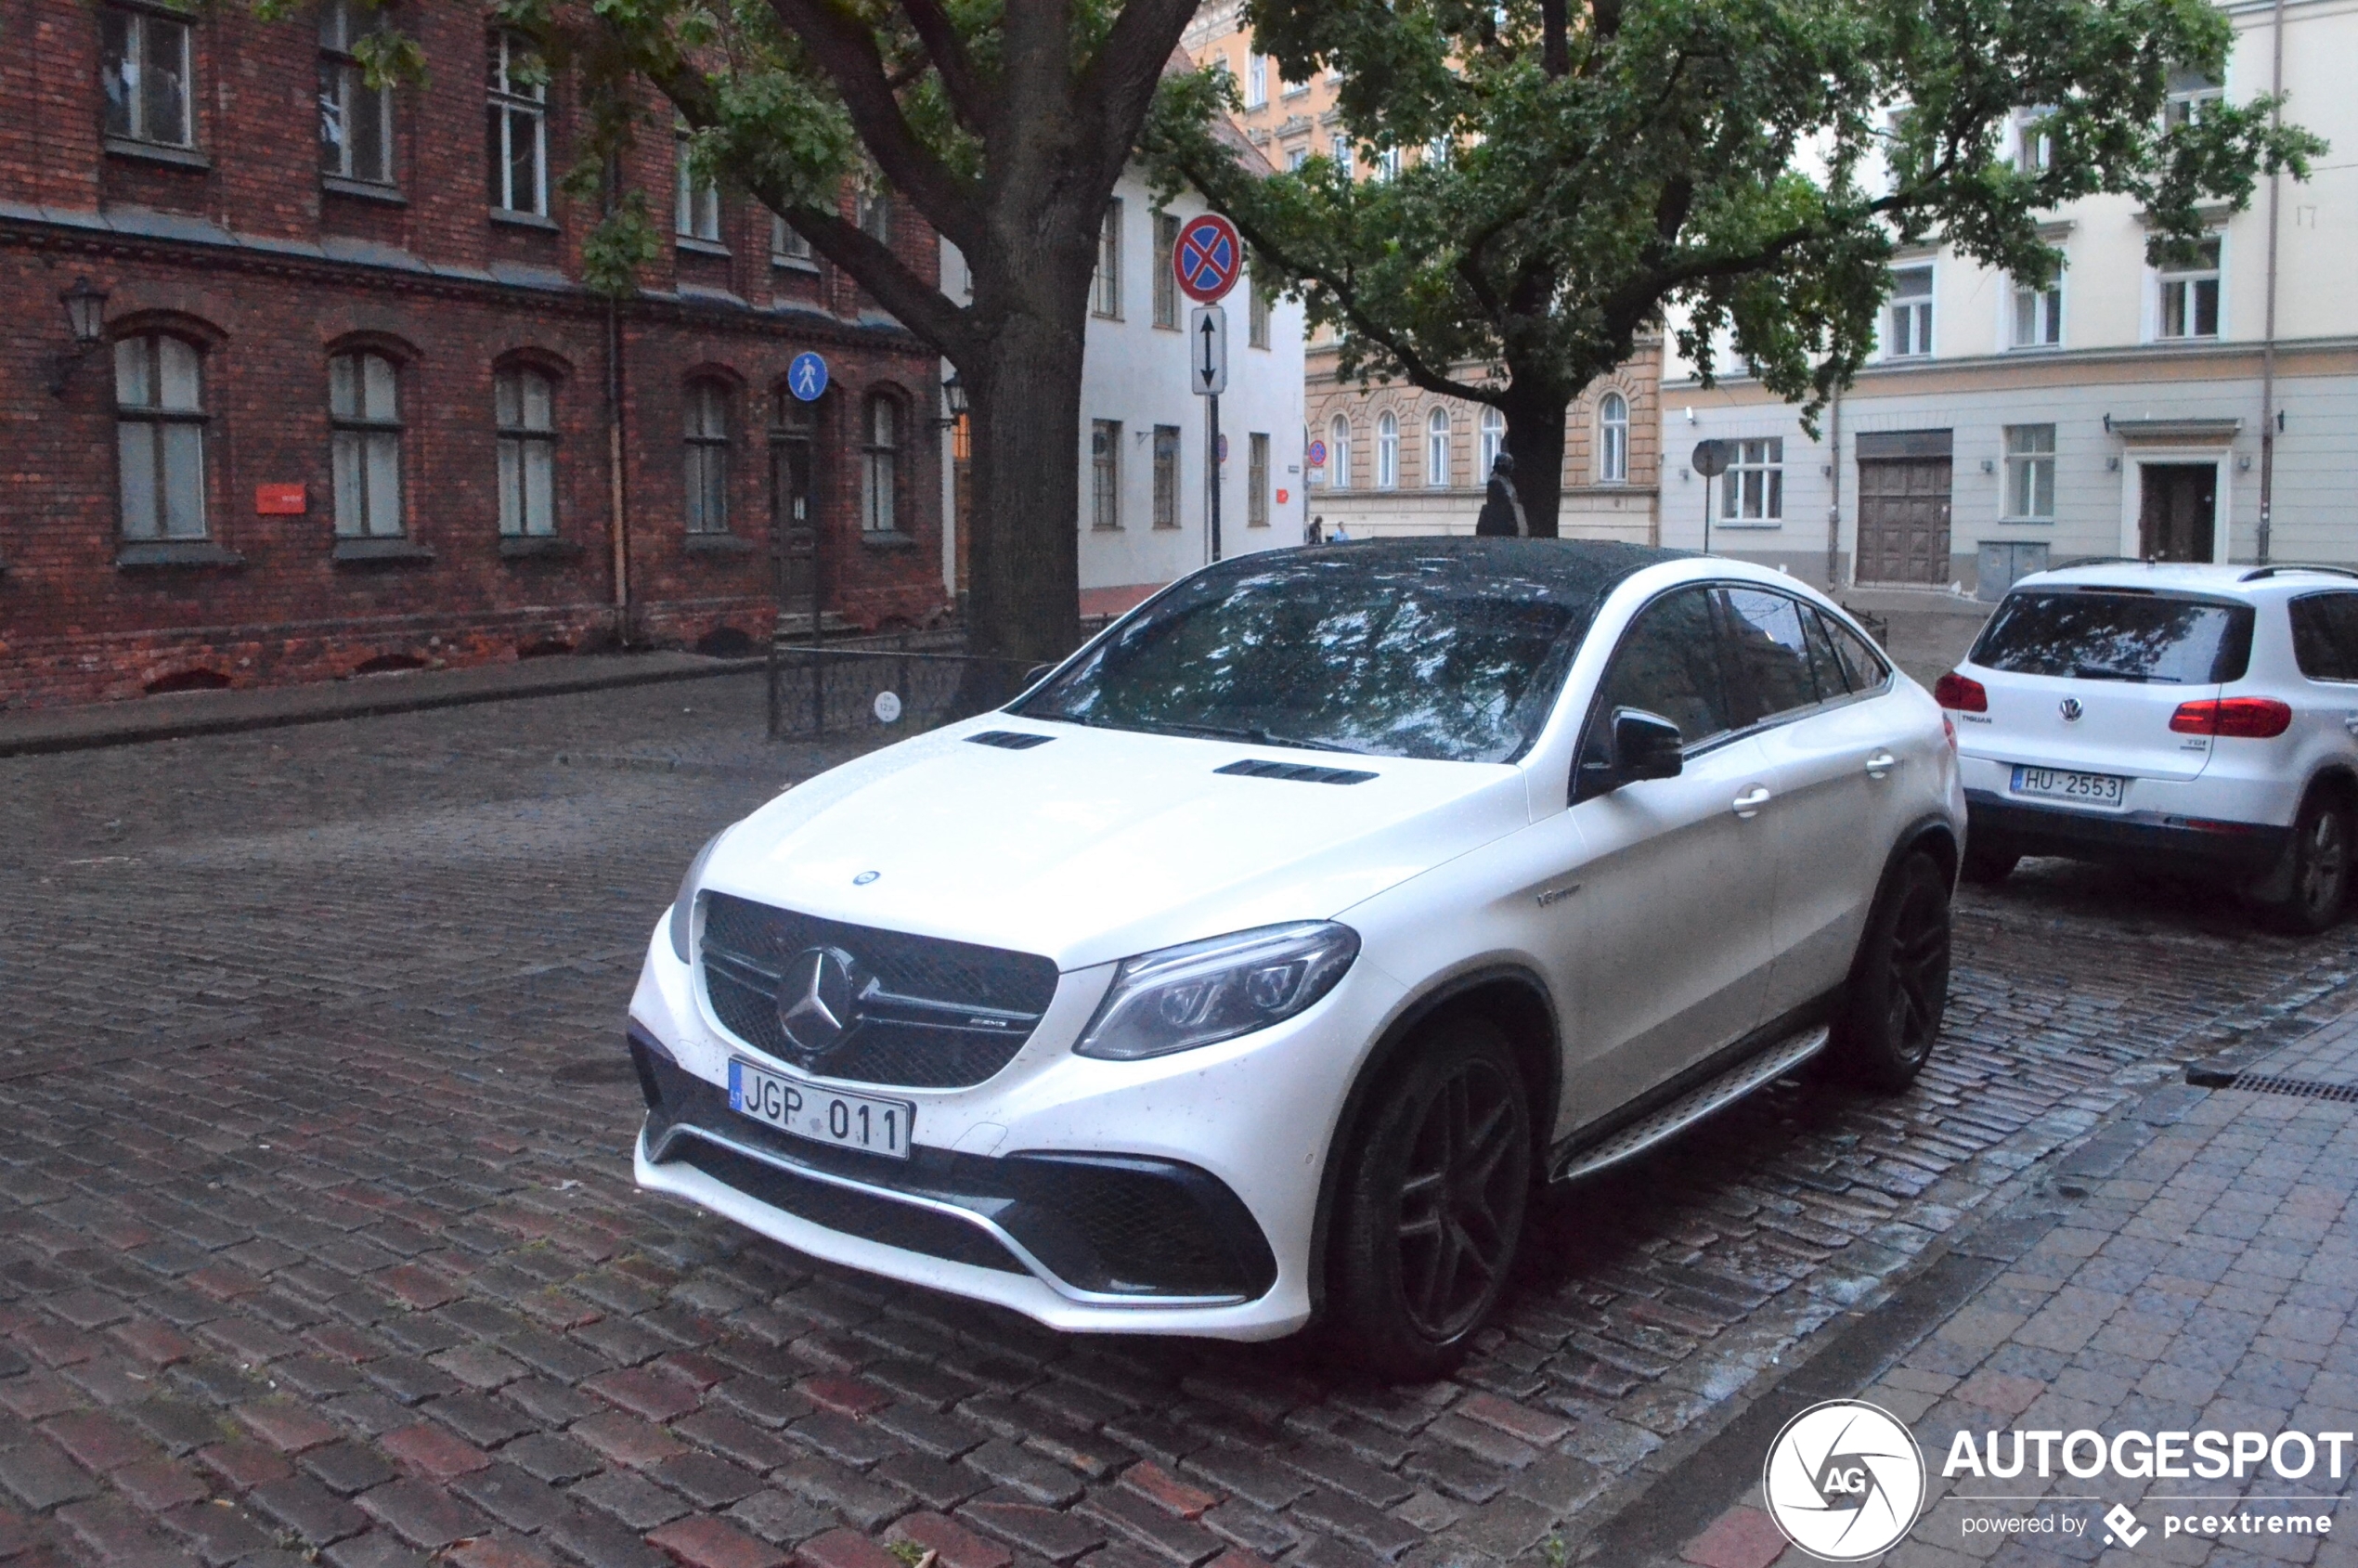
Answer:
(2058, 696, 2084, 722)
(776, 945, 866, 1058)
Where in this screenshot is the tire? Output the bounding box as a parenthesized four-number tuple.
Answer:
(1327, 1017, 1532, 1380)
(2258, 793, 2352, 936)
(1824, 851, 1951, 1093)
(1960, 842, 2019, 886)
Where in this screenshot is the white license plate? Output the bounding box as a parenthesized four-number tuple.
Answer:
(728, 1060, 913, 1160)
(2010, 764, 2127, 807)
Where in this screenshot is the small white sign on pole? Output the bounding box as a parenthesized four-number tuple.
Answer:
(1189, 305, 1228, 396)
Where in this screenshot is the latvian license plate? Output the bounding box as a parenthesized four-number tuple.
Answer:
(729, 1059, 913, 1160)
(2010, 765, 2127, 807)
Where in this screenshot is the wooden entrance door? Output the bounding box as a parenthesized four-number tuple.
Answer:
(771, 433, 816, 624)
(2139, 463, 2217, 562)
(1857, 457, 1954, 583)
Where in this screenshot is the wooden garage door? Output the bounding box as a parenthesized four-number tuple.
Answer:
(1857, 457, 1953, 585)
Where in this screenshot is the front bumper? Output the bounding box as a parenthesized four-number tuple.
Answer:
(1965, 790, 2289, 879)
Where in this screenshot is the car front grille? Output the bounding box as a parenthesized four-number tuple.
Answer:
(698, 891, 1060, 1089)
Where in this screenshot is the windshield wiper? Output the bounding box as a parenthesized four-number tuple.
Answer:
(1144, 720, 1366, 755)
(2071, 665, 2176, 683)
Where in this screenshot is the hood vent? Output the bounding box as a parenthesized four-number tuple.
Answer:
(1216, 758, 1378, 785)
(967, 731, 1055, 750)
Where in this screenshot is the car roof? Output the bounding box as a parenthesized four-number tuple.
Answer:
(2010, 561, 2358, 599)
(1231, 538, 1696, 601)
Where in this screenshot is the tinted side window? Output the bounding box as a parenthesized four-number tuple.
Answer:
(2289, 593, 2358, 681)
(1723, 588, 1820, 725)
(1824, 614, 1892, 692)
(1801, 606, 1852, 696)
(1575, 586, 1731, 781)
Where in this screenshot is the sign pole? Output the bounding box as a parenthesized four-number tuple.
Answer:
(1174, 214, 1244, 566)
(1691, 439, 1729, 557)
(1209, 395, 1223, 564)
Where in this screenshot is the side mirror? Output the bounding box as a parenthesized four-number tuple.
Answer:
(1612, 707, 1684, 784)
(1023, 662, 1056, 687)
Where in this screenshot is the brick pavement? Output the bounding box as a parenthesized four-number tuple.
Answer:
(1, 675, 2354, 1568)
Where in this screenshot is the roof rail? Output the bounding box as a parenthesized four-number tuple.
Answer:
(2239, 564, 2358, 582)
(2050, 556, 2144, 570)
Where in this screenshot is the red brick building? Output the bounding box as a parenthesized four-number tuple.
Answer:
(0, 0, 950, 710)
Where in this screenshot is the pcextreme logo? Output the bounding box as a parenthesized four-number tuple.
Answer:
(1762, 1400, 1927, 1561)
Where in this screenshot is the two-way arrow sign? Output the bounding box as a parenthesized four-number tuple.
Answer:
(1190, 305, 1227, 396)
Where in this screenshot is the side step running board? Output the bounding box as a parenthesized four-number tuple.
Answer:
(1553, 1025, 1830, 1183)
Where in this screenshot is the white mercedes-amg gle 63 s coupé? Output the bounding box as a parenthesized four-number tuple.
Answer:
(627, 540, 1964, 1375)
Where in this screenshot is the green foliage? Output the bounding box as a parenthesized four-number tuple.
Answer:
(577, 188, 667, 299)
(1146, 0, 2326, 435)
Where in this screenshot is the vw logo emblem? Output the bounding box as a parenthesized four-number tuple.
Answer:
(2058, 696, 2084, 722)
(775, 946, 867, 1059)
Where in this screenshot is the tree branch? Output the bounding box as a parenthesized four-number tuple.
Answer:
(1539, 0, 1571, 77)
(895, 0, 991, 135)
(1071, 0, 1202, 195)
(774, 198, 981, 360)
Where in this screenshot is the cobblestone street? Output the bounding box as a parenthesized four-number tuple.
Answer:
(2, 675, 2354, 1568)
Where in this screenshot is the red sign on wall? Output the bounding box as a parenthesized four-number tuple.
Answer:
(254, 483, 308, 515)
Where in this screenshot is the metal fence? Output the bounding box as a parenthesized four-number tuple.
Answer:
(766, 630, 1049, 740)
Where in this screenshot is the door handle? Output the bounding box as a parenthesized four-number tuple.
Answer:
(1865, 749, 1898, 778)
(2342, 714, 2358, 736)
(1731, 785, 1771, 819)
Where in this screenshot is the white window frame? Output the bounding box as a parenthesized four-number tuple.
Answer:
(496, 366, 559, 538)
(1330, 134, 1353, 178)
(862, 395, 900, 534)
(1093, 199, 1123, 319)
(2153, 237, 2222, 341)
(2164, 71, 2222, 132)
(487, 32, 547, 217)
(1885, 265, 1934, 359)
(1478, 408, 1505, 477)
(1376, 410, 1398, 489)
(1248, 433, 1270, 527)
(771, 214, 815, 269)
(1245, 52, 1268, 108)
(1152, 424, 1181, 527)
(1598, 392, 1628, 483)
(1717, 437, 1784, 525)
(1327, 415, 1352, 491)
(2009, 272, 2064, 349)
(675, 129, 722, 244)
(1152, 211, 1180, 330)
(1249, 266, 1270, 350)
(101, 6, 194, 149)
(330, 350, 405, 539)
(1425, 408, 1451, 488)
(683, 381, 732, 535)
(2013, 108, 2054, 173)
(319, 0, 393, 185)
(2002, 424, 2056, 521)
(1090, 419, 1121, 529)
(114, 334, 209, 541)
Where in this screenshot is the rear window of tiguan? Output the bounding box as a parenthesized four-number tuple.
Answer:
(1970, 590, 2253, 684)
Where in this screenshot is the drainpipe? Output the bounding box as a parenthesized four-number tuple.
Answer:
(2256, 0, 2287, 564)
(606, 297, 632, 640)
(1825, 379, 1844, 589)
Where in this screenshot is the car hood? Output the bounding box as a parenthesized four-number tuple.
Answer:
(700, 717, 1533, 970)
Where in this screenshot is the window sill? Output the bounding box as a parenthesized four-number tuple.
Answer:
(332, 537, 435, 565)
(104, 136, 210, 171)
(117, 540, 242, 569)
(499, 535, 584, 560)
(323, 175, 406, 205)
(1713, 520, 1785, 531)
(677, 237, 732, 257)
(861, 531, 920, 549)
(1993, 518, 2058, 526)
(2004, 343, 2064, 354)
(489, 209, 559, 232)
(771, 256, 821, 274)
(684, 533, 757, 556)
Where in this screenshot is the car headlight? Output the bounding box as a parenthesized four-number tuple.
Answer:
(1073, 922, 1359, 1061)
(667, 830, 728, 964)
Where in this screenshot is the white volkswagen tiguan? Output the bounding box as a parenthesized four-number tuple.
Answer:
(1935, 562, 2358, 931)
(628, 541, 1965, 1374)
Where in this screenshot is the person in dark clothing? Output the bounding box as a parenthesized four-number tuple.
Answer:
(1473, 449, 1529, 538)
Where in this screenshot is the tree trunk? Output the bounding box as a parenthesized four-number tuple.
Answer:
(963, 306, 1089, 669)
(1498, 384, 1571, 540)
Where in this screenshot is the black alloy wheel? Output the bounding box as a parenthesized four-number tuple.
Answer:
(1328, 1017, 1532, 1379)
(1826, 851, 1951, 1092)
(2261, 794, 2352, 935)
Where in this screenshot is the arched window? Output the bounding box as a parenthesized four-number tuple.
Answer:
(1599, 391, 1629, 484)
(495, 366, 557, 537)
(330, 350, 404, 538)
(683, 380, 732, 533)
(1479, 407, 1506, 477)
(115, 333, 208, 540)
(1426, 407, 1451, 488)
(1328, 414, 1352, 491)
(1376, 410, 1398, 489)
(862, 394, 900, 534)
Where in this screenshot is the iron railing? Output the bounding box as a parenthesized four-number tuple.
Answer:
(767, 629, 1050, 740)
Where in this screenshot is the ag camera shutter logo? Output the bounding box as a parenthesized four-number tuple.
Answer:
(1762, 1400, 1927, 1561)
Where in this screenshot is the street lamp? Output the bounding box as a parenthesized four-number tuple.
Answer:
(45, 277, 110, 397)
(936, 369, 968, 429)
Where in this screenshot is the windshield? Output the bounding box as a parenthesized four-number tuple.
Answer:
(1971, 590, 2252, 684)
(1013, 553, 1603, 762)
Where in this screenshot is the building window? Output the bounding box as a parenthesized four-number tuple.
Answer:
(114, 334, 207, 540)
(857, 182, 891, 243)
(1330, 134, 1354, 178)
(1885, 266, 1933, 357)
(2015, 110, 2053, 172)
(1245, 52, 1267, 108)
(1153, 425, 1181, 527)
(101, 6, 194, 148)
(1249, 268, 1271, 350)
(1377, 410, 1398, 488)
(1090, 419, 1121, 529)
(771, 214, 814, 267)
(2157, 239, 2221, 339)
(1153, 211, 1180, 330)
(329, 351, 403, 538)
(2003, 424, 2056, 520)
(1376, 147, 1402, 181)
(486, 32, 547, 216)
(1599, 392, 1628, 483)
(496, 367, 557, 538)
(1287, 147, 1309, 172)
(1425, 136, 1450, 166)
(683, 381, 731, 534)
(1248, 433, 1270, 527)
(319, 0, 392, 184)
(862, 395, 900, 533)
(675, 129, 720, 242)
(2012, 275, 2063, 347)
(1479, 407, 1505, 477)
(2164, 70, 2222, 131)
(1719, 437, 1783, 522)
(1094, 199, 1123, 319)
(1425, 408, 1451, 488)
(1328, 415, 1352, 490)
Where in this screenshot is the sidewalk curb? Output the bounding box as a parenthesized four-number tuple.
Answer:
(1568, 1085, 2208, 1566)
(0, 655, 768, 758)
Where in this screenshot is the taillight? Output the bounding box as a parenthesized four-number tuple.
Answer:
(2169, 697, 2293, 738)
(1933, 672, 1987, 713)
